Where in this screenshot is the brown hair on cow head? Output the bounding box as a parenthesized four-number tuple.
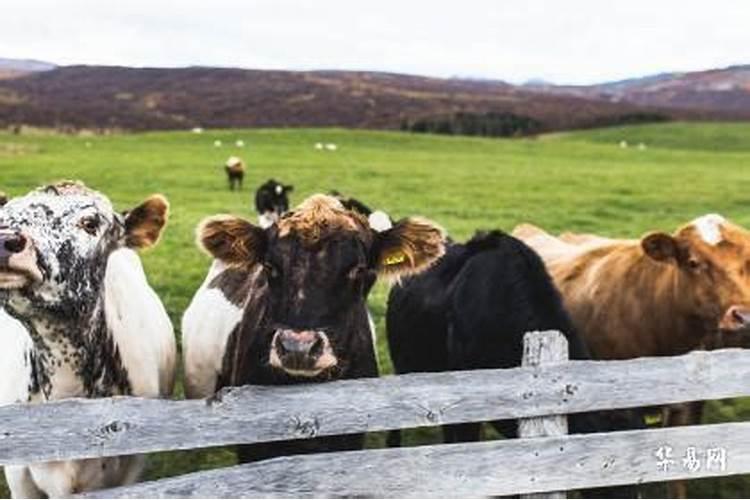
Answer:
(641, 214, 750, 333)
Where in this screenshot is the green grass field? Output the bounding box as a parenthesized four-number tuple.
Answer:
(2, 122, 750, 497)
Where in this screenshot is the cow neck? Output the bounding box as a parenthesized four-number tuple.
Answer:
(6, 288, 131, 401)
(576, 243, 706, 356)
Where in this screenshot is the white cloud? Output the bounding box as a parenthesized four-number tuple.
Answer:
(1, 0, 748, 84)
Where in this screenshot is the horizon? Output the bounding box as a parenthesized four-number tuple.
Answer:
(3, 55, 748, 88)
(3, 0, 749, 86)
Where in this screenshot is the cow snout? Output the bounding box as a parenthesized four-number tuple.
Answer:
(720, 305, 750, 332)
(0, 227, 42, 288)
(0, 229, 28, 260)
(270, 329, 337, 376)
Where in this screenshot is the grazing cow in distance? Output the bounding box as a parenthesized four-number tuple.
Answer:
(255, 179, 294, 228)
(0, 192, 7, 207)
(224, 156, 245, 191)
(515, 216, 750, 498)
(182, 194, 445, 462)
(0, 181, 176, 498)
(386, 230, 640, 497)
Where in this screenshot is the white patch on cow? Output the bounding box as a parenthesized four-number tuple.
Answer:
(693, 214, 726, 245)
(0, 308, 33, 405)
(104, 248, 176, 398)
(368, 211, 392, 232)
(275, 184, 283, 195)
(181, 260, 243, 399)
(258, 211, 277, 229)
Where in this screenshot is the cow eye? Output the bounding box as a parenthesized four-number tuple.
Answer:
(78, 215, 101, 235)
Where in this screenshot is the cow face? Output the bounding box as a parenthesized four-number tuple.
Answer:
(641, 214, 750, 333)
(199, 194, 444, 377)
(0, 181, 168, 316)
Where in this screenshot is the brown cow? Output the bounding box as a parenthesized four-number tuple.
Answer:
(514, 214, 750, 497)
(514, 214, 750, 360)
(224, 156, 246, 191)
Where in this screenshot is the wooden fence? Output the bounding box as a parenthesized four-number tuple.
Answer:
(1, 331, 749, 498)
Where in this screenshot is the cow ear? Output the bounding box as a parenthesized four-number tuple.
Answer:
(285, 185, 294, 193)
(123, 195, 169, 249)
(642, 232, 678, 262)
(197, 215, 266, 267)
(374, 217, 445, 281)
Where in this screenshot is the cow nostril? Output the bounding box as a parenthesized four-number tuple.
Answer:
(733, 308, 748, 325)
(310, 336, 324, 357)
(3, 234, 26, 254)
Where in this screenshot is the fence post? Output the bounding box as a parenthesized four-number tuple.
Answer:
(519, 330, 569, 499)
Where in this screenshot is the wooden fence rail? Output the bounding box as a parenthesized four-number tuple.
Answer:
(0, 331, 748, 498)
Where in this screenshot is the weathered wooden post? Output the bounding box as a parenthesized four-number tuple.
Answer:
(520, 330, 569, 499)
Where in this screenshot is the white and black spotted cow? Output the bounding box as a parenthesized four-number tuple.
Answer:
(254, 179, 293, 229)
(182, 194, 445, 462)
(0, 181, 176, 498)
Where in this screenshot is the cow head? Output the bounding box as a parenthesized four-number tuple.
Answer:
(255, 179, 294, 229)
(641, 214, 750, 333)
(199, 194, 444, 378)
(0, 181, 169, 318)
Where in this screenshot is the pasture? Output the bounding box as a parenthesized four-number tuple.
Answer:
(1, 122, 750, 497)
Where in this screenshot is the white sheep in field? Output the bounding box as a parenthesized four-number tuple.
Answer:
(236, 140, 245, 148)
(192, 127, 204, 134)
(619, 140, 628, 149)
(325, 143, 338, 151)
(314, 142, 324, 150)
(637, 142, 647, 151)
(213, 140, 222, 148)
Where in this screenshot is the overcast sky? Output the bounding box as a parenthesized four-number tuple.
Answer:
(2, 1, 749, 85)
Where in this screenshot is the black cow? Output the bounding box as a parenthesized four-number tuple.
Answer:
(224, 156, 245, 191)
(386, 230, 640, 497)
(255, 179, 294, 228)
(182, 194, 445, 462)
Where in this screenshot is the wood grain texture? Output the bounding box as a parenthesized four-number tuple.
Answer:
(2, 344, 750, 465)
(84, 421, 750, 498)
(519, 331, 569, 499)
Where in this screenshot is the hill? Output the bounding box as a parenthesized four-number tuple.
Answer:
(527, 65, 750, 117)
(0, 65, 695, 132)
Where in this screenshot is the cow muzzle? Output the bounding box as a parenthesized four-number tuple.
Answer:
(719, 305, 750, 333)
(269, 329, 337, 377)
(0, 227, 42, 289)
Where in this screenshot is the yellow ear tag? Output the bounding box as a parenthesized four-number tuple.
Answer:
(384, 252, 407, 266)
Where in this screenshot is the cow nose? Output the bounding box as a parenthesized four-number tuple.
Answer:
(0, 229, 28, 260)
(276, 329, 325, 357)
(721, 305, 750, 332)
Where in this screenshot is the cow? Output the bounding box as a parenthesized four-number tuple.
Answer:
(0, 192, 7, 207)
(386, 230, 640, 498)
(182, 194, 445, 462)
(0, 181, 176, 498)
(254, 179, 294, 228)
(513, 215, 750, 498)
(224, 156, 245, 190)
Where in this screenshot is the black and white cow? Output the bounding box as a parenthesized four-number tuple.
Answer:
(225, 156, 246, 191)
(386, 230, 641, 496)
(182, 194, 445, 461)
(0, 181, 176, 498)
(254, 179, 293, 228)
